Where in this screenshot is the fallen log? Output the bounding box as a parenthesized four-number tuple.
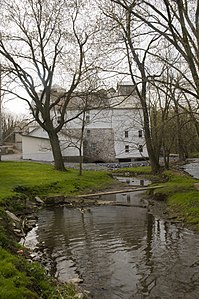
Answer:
(96, 200, 148, 208)
(77, 185, 163, 198)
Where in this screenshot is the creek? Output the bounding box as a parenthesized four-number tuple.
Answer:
(183, 158, 199, 179)
(23, 177, 199, 299)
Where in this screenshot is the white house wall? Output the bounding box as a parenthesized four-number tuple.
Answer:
(22, 135, 54, 161)
(23, 97, 148, 162)
(112, 109, 147, 159)
(65, 107, 147, 161)
(22, 128, 80, 161)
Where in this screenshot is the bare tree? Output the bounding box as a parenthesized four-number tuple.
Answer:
(0, 0, 95, 171)
(149, 65, 186, 166)
(111, 0, 199, 99)
(98, 1, 163, 173)
(99, 0, 199, 171)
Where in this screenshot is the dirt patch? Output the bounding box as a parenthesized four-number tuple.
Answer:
(148, 197, 169, 219)
(194, 182, 199, 190)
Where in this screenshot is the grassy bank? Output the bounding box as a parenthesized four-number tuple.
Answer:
(0, 210, 81, 299)
(0, 243, 78, 299)
(114, 165, 199, 229)
(156, 170, 199, 229)
(0, 161, 118, 299)
(0, 161, 117, 201)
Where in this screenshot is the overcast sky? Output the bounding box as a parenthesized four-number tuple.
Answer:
(3, 98, 28, 115)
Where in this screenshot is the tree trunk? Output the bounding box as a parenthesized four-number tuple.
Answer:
(48, 130, 66, 171)
(142, 98, 161, 174)
(145, 134, 160, 173)
(174, 103, 186, 161)
(79, 148, 83, 176)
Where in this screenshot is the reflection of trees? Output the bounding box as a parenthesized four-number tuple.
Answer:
(35, 204, 148, 292)
(36, 207, 72, 277)
(135, 213, 199, 298)
(36, 207, 114, 288)
(135, 213, 156, 296)
(34, 203, 199, 298)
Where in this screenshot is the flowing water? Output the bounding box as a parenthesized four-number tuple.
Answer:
(183, 158, 199, 179)
(24, 177, 199, 299)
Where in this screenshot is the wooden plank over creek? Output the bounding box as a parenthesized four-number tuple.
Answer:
(77, 185, 163, 198)
(96, 201, 149, 208)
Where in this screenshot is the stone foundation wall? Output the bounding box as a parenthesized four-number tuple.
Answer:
(83, 128, 116, 162)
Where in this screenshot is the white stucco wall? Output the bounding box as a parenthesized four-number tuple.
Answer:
(22, 129, 80, 161)
(22, 135, 54, 161)
(111, 109, 148, 159)
(65, 107, 148, 160)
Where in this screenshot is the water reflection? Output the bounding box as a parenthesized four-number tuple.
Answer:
(24, 198, 199, 298)
(183, 159, 199, 179)
(101, 189, 147, 207)
(136, 215, 199, 299)
(115, 176, 151, 186)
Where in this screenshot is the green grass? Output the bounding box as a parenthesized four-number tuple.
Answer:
(0, 216, 83, 299)
(0, 247, 46, 299)
(0, 248, 36, 299)
(150, 169, 199, 229)
(0, 246, 79, 299)
(0, 161, 116, 201)
(169, 192, 199, 225)
(153, 170, 198, 196)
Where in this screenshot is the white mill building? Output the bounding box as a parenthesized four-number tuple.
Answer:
(22, 82, 148, 163)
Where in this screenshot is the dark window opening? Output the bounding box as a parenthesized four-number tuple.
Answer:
(139, 145, 143, 152)
(86, 115, 90, 123)
(119, 158, 131, 163)
(125, 145, 129, 153)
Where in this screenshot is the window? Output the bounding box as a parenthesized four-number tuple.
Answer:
(125, 145, 129, 153)
(125, 130, 128, 138)
(139, 145, 143, 152)
(138, 130, 142, 137)
(87, 129, 90, 136)
(85, 115, 90, 123)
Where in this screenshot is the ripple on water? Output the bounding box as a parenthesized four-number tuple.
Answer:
(24, 200, 199, 299)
